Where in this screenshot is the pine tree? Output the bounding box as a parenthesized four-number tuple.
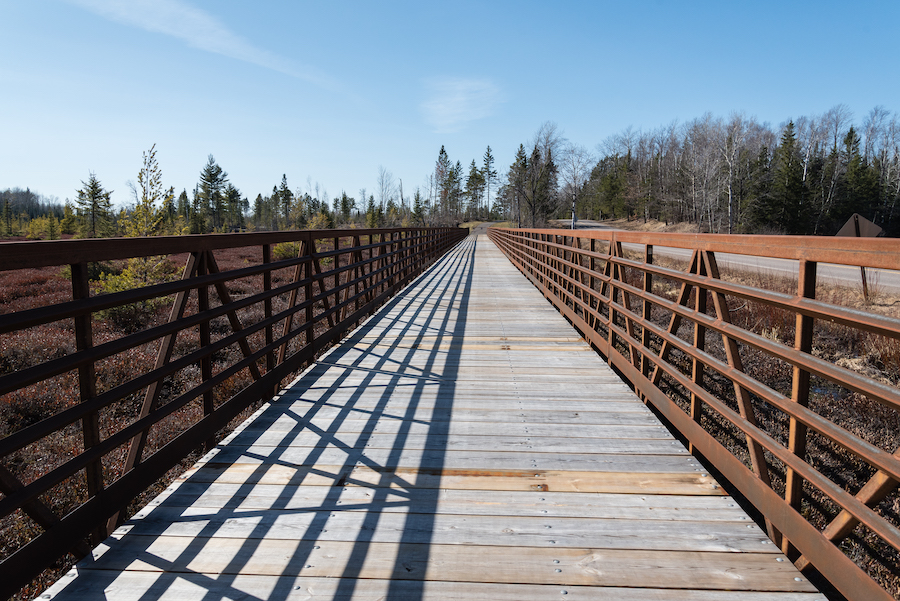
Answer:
(177, 190, 190, 221)
(198, 155, 227, 231)
(338, 192, 355, 223)
(1, 197, 11, 237)
(277, 174, 293, 228)
(831, 126, 880, 229)
(770, 122, 808, 233)
(365, 194, 379, 228)
(223, 183, 245, 230)
(127, 144, 173, 237)
(435, 146, 451, 217)
(412, 189, 426, 225)
(508, 144, 528, 226)
(190, 185, 206, 234)
(47, 215, 59, 240)
(60, 202, 78, 235)
(75, 172, 113, 238)
(482, 145, 497, 218)
(465, 159, 485, 219)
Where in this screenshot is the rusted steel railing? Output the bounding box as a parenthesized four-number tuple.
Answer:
(489, 227, 900, 601)
(0, 227, 466, 598)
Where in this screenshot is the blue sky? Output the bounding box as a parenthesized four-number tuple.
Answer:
(2, 0, 899, 208)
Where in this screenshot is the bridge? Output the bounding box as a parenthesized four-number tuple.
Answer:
(1, 227, 899, 600)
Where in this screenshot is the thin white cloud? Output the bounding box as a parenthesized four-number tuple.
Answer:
(66, 0, 333, 87)
(421, 77, 502, 133)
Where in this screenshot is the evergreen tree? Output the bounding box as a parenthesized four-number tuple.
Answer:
(365, 194, 380, 228)
(522, 144, 558, 226)
(831, 126, 880, 229)
(253, 193, 265, 226)
(127, 143, 173, 237)
(752, 123, 806, 233)
(60, 202, 77, 235)
(446, 161, 463, 218)
(47, 215, 59, 240)
(338, 191, 355, 223)
(198, 155, 227, 231)
(177, 189, 190, 221)
(278, 174, 293, 228)
(190, 185, 206, 234)
(465, 159, 485, 219)
(75, 172, 113, 238)
(1, 197, 11, 236)
(223, 183, 245, 230)
(435, 146, 451, 216)
(506, 144, 528, 226)
(412, 189, 426, 225)
(482, 145, 497, 218)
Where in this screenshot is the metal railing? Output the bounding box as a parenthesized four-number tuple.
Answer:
(0, 226, 466, 598)
(489, 227, 900, 601)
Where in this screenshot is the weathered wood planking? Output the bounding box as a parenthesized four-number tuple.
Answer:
(43, 235, 822, 600)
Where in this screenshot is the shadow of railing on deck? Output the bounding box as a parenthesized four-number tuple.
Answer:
(52, 237, 476, 600)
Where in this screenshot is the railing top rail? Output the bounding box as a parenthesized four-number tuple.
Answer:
(489, 227, 900, 270)
(0, 227, 456, 271)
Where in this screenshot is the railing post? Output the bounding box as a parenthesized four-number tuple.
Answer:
(689, 249, 707, 448)
(784, 259, 817, 558)
(641, 245, 653, 379)
(263, 244, 275, 393)
(70, 262, 106, 545)
(197, 252, 214, 452)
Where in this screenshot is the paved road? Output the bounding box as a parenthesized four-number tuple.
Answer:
(561, 220, 900, 296)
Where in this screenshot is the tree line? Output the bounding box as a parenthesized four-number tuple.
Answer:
(4, 104, 899, 240)
(492, 106, 900, 236)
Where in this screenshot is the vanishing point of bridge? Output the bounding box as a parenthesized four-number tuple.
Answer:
(40, 235, 821, 600)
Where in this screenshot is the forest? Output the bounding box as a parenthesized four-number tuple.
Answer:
(3, 104, 899, 240)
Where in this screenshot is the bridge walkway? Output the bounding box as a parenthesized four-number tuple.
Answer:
(45, 235, 822, 600)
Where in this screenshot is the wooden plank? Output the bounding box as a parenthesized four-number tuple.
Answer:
(119, 506, 779, 554)
(218, 418, 676, 440)
(239, 406, 662, 426)
(202, 447, 704, 474)
(43, 571, 827, 601)
(148, 484, 751, 521)
(179, 463, 724, 495)
(219, 431, 691, 455)
(83, 537, 817, 592)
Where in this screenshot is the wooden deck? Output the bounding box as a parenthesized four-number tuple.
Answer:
(44, 235, 823, 600)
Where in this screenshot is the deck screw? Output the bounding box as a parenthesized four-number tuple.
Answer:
(555, 568, 562, 572)
(794, 577, 803, 582)
(776, 558, 784, 562)
(553, 560, 560, 563)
